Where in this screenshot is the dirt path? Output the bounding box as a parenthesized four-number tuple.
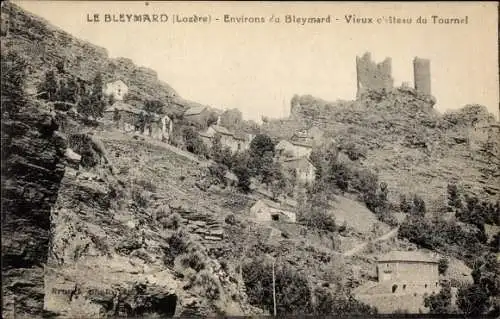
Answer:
(343, 226, 399, 257)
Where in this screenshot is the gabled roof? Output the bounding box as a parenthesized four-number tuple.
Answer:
(211, 125, 234, 136)
(184, 105, 208, 116)
(377, 251, 438, 263)
(290, 140, 313, 148)
(275, 140, 295, 150)
(282, 156, 315, 170)
(252, 199, 295, 212)
(104, 101, 140, 114)
(106, 79, 127, 86)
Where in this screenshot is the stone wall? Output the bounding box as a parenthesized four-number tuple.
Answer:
(413, 57, 431, 95)
(356, 52, 394, 97)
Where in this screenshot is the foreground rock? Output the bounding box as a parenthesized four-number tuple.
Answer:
(1, 104, 67, 317)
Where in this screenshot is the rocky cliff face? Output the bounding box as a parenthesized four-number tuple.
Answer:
(1, 102, 67, 317)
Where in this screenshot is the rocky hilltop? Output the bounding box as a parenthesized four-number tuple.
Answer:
(264, 87, 499, 210)
(2, 2, 180, 107)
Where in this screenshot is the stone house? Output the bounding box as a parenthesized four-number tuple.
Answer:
(291, 126, 324, 147)
(103, 101, 140, 132)
(234, 132, 254, 153)
(281, 156, 316, 185)
(249, 199, 296, 223)
(276, 139, 313, 159)
(199, 125, 250, 154)
(354, 250, 440, 313)
(183, 105, 214, 127)
(103, 79, 128, 101)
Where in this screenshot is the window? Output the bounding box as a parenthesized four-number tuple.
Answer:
(271, 214, 280, 221)
(392, 284, 398, 293)
(403, 284, 406, 290)
(425, 284, 428, 288)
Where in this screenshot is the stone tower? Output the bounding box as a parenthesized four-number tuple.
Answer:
(413, 57, 431, 95)
(356, 52, 394, 98)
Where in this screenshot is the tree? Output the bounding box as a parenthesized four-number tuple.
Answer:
(144, 100, 165, 114)
(248, 134, 275, 176)
(58, 77, 79, 103)
(457, 284, 490, 316)
(331, 162, 349, 192)
(424, 283, 452, 314)
(447, 183, 463, 212)
(219, 108, 242, 130)
(38, 69, 59, 102)
(411, 194, 426, 216)
(233, 163, 251, 193)
(88, 72, 106, 117)
(438, 257, 449, 275)
(242, 258, 313, 316)
(399, 194, 412, 213)
(182, 127, 207, 156)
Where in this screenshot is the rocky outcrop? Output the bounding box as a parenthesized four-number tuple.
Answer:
(2, 2, 177, 108)
(1, 103, 67, 317)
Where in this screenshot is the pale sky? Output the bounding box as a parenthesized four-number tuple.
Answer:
(14, 1, 499, 121)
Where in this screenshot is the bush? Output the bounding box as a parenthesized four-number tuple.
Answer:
(242, 258, 313, 315)
(163, 229, 191, 266)
(438, 257, 449, 275)
(193, 270, 222, 300)
(180, 251, 206, 272)
(398, 216, 484, 263)
(160, 212, 182, 230)
(224, 214, 237, 225)
(424, 283, 452, 314)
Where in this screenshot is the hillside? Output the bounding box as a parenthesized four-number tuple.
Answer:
(265, 89, 500, 211)
(2, 1, 499, 318)
(1, 2, 204, 113)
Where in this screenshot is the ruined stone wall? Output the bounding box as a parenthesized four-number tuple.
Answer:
(413, 57, 431, 95)
(356, 52, 394, 97)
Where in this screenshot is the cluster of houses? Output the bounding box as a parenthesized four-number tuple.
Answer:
(102, 79, 330, 226)
(101, 79, 174, 142)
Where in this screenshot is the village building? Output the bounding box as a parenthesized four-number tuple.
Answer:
(183, 105, 214, 127)
(234, 132, 254, 153)
(291, 126, 325, 147)
(103, 79, 128, 101)
(249, 199, 296, 223)
(354, 250, 440, 314)
(199, 125, 253, 154)
(275, 139, 313, 159)
(281, 156, 316, 185)
(103, 101, 140, 132)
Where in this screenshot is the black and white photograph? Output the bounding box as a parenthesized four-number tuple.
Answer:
(1, 1, 499, 318)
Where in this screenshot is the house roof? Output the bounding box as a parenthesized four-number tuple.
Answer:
(253, 199, 295, 212)
(282, 156, 314, 167)
(107, 79, 127, 86)
(377, 251, 439, 263)
(275, 140, 294, 150)
(211, 125, 234, 136)
(104, 101, 140, 114)
(225, 171, 238, 181)
(184, 105, 208, 116)
(290, 140, 313, 148)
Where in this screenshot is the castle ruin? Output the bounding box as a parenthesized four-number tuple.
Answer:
(356, 52, 432, 97)
(356, 52, 394, 98)
(413, 57, 431, 96)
